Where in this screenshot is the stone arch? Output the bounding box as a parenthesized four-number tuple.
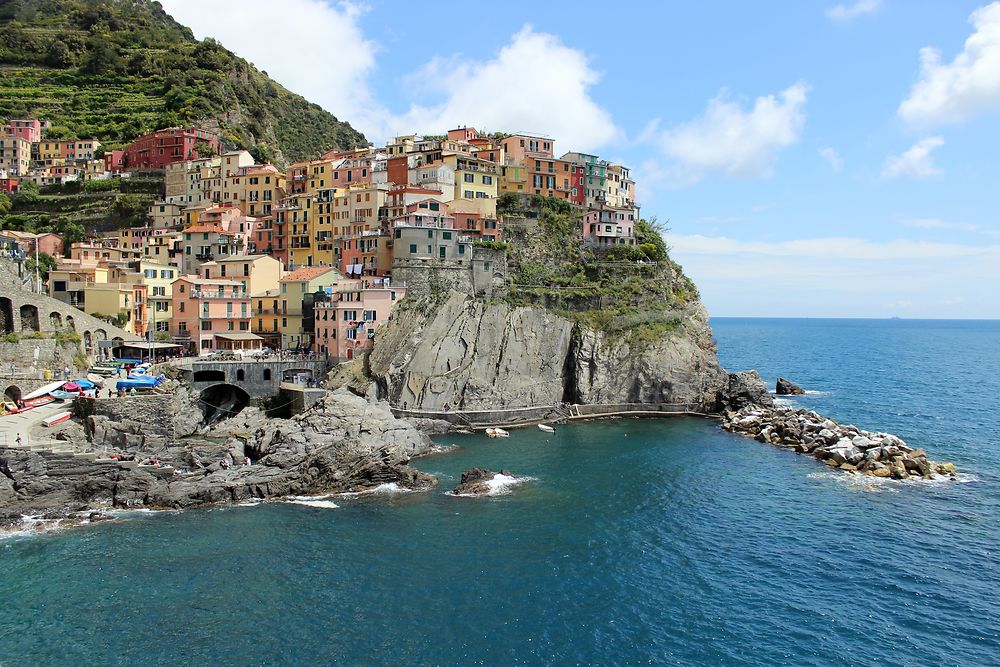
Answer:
(65, 314, 75, 330)
(198, 383, 251, 424)
(0, 297, 12, 333)
(193, 369, 226, 383)
(19, 304, 39, 332)
(236, 369, 245, 381)
(94, 329, 107, 342)
(3, 384, 22, 404)
(49, 311, 63, 330)
(83, 330, 93, 352)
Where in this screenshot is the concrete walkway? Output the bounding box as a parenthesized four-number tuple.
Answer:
(0, 400, 71, 450)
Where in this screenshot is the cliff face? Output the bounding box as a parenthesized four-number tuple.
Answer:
(366, 291, 729, 411)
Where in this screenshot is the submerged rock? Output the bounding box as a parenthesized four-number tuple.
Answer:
(775, 377, 806, 395)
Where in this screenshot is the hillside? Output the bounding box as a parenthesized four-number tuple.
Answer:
(0, 0, 366, 164)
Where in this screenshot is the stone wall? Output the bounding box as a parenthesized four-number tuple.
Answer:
(181, 359, 330, 397)
(393, 247, 508, 299)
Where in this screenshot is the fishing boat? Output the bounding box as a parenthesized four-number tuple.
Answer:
(42, 411, 73, 427)
(88, 363, 119, 377)
(86, 373, 106, 386)
(486, 427, 510, 438)
(538, 424, 555, 433)
(49, 390, 75, 401)
(18, 380, 66, 410)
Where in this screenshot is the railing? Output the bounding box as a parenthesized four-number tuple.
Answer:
(191, 290, 248, 299)
(195, 253, 214, 261)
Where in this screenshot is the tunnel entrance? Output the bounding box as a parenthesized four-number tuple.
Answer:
(3, 385, 22, 406)
(199, 383, 251, 425)
(0, 297, 12, 333)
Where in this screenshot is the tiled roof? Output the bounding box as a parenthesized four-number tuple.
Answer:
(281, 266, 338, 282)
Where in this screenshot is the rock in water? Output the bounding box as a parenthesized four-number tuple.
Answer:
(450, 468, 515, 496)
(775, 377, 806, 395)
(722, 370, 773, 410)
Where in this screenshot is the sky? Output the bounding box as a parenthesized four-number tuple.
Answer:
(158, 0, 1000, 318)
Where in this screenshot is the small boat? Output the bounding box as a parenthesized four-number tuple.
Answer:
(62, 382, 82, 394)
(486, 427, 510, 438)
(49, 390, 75, 401)
(86, 374, 106, 386)
(88, 364, 118, 377)
(538, 424, 555, 433)
(43, 411, 73, 427)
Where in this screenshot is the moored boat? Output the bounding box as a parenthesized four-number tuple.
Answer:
(486, 427, 510, 438)
(538, 424, 555, 433)
(42, 411, 73, 427)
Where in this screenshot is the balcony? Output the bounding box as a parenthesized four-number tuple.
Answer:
(191, 290, 248, 299)
(195, 252, 214, 261)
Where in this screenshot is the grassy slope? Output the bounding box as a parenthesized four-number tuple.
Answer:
(0, 0, 366, 164)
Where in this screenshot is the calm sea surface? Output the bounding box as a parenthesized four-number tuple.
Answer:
(1, 318, 998, 666)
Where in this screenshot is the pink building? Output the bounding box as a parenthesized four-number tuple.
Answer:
(314, 283, 406, 361)
(123, 127, 220, 171)
(581, 205, 638, 247)
(172, 276, 260, 355)
(5, 119, 42, 143)
(0, 177, 19, 194)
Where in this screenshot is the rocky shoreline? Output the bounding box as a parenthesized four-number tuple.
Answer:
(722, 405, 958, 480)
(0, 389, 437, 529)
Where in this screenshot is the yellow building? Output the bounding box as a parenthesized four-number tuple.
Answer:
(138, 260, 179, 337)
(278, 266, 346, 349)
(199, 254, 283, 296)
(284, 192, 314, 269)
(445, 154, 498, 203)
(144, 230, 182, 267)
(237, 165, 285, 218)
(0, 136, 31, 176)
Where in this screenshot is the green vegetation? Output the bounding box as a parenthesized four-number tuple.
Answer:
(473, 240, 508, 251)
(54, 328, 81, 345)
(0, 0, 366, 163)
(91, 311, 128, 328)
(25, 249, 56, 279)
(72, 351, 88, 369)
(501, 196, 694, 345)
(1, 332, 20, 344)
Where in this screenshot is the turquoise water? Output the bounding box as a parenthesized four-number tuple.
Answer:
(1, 318, 998, 665)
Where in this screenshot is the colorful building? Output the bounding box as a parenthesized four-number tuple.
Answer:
(4, 119, 43, 143)
(171, 276, 258, 354)
(0, 136, 31, 176)
(314, 282, 406, 361)
(122, 127, 220, 171)
(277, 266, 346, 350)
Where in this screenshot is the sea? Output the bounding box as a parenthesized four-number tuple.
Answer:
(1, 318, 998, 666)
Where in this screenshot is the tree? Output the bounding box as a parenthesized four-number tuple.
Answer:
(26, 251, 56, 281)
(111, 194, 147, 227)
(11, 180, 40, 205)
(635, 217, 669, 261)
(0, 192, 11, 217)
(45, 39, 74, 67)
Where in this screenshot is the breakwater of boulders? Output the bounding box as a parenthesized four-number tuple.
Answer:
(722, 406, 957, 480)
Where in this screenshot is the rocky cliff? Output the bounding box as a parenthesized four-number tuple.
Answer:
(364, 291, 731, 412)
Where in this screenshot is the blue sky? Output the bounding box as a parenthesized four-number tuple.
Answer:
(161, 0, 1000, 318)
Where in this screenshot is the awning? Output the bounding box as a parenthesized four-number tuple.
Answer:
(214, 332, 264, 341)
(114, 342, 182, 350)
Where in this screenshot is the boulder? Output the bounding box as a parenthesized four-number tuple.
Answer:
(450, 468, 512, 496)
(723, 370, 773, 410)
(775, 377, 806, 395)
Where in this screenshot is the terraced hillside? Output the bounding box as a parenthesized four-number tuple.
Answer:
(0, 0, 366, 164)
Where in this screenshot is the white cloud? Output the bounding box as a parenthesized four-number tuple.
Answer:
(386, 26, 620, 152)
(881, 137, 945, 179)
(825, 0, 882, 22)
(160, 0, 381, 138)
(665, 232, 1000, 317)
(818, 146, 844, 171)
(898, 2, 1000, 125)
(903, 217, 1000, 237)
(654, 83, 808, 185)
(667, 233, 996, 261)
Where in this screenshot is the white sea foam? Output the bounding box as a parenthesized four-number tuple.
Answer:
(808, 470, 976, 491)
(337, 483, 414, 497)
(450, 473, 535, 498)
(284, 497, 340, 509)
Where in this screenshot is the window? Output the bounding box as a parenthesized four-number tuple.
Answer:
(200, 321, 211, 330)
(458, 244, 465, 255)
(346, 328, 357, 340)
(464, 190, 474, 199)
(464, 173, 474, 183)
(343, 310, 357, 321)
(429, 202, 439, 211)
(363, 310, 376, 321)
(443, 231, 452, 240)
(409, 244, 417, 253)
(439, 246, 446, 258)
(482, 175, 492, 185)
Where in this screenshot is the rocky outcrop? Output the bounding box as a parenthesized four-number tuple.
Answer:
(722, 405, 957, 480)
(365, 291, 730, 411)
(0, 389, 436, 524)
(721, 370, 773, 411)
(776, 377, 805, 395)
(449, 468, 527, 497)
